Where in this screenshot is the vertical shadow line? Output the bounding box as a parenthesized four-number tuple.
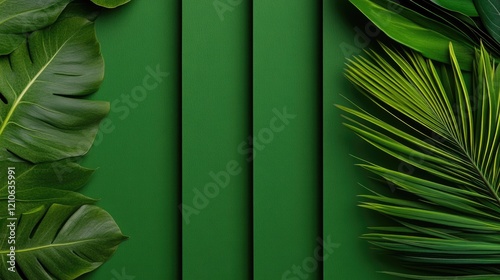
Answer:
(249, 1, 255, 279)
(318, 0, 324, 279)
(178, 0, 183, 279)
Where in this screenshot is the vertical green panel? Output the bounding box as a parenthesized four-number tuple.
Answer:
(253, 1, 322, 279)
(79, 0, 179, 279)
(323, 0, 396, 278)
(182, 1, 252, 279)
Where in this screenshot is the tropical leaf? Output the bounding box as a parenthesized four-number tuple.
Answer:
(58, 0, 103, 22)
(385, 272, 500, 279)
(350, 0, 500, 70)
(0, 161, 94, 192)
(474, 0, 500, 44)
(0, 187, 96, 219)
(0, 160, 96, 218)
(339, 44, 500, 277)
(91, 0, 131, 8)
(0, 204, 126, 280)
(350, 0, 476, 69)
(431, 0, 478, 16)
(408, 0, 500, 57)
(0, 0, 73, 55)
(0, 17, 109, 163)
(0, 2, 131, 279)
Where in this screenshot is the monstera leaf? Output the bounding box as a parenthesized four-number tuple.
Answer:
(91, 0, 131, 8)
(0, 188, 96, 219)
(0, 17, 109, 163)
(0, 160, 94, 192)
(0, 2, 131, 279)
(0, 0, 73, 55)
(0, 204, 126, 280)
(59, 0, 103, 21)
(0, 160, 96, 218)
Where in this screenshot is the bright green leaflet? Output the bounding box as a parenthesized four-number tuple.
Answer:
(340, 44, 500, 278)
(431, 0, 478, 16)
(0, 204, 126, 280)
(475, 0, 500, 44)
(0, 17, 109, 163)
(0, 0, 72, 55)
(91, 0, 130, 8)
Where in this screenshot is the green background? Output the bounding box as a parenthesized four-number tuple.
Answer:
(77, 0, 406, 279)
(253, 1, 321, 279)
(79, 0, 179, 279)
(182, 0, 251, 279)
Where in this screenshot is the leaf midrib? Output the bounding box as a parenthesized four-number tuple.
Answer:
(0, 30, 75, 136)
(464, 149, 500, 206)
(437, 119, 500, 206)
(0, 238, 101, 254)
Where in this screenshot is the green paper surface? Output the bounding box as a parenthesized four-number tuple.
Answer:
(3, 0, 449, 278)
(182, 1, 252, 279)
(253, 1, 322, 279)
(78, 0, 180, 279)
(324, 0, 411, 278)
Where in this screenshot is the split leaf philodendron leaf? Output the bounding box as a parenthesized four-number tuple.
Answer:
(340, 43, 500, 277)
(0, 160, 97, 218)
(0, 160, 94, 192)
(0, 1, 132, 278)
(474, 0, 500, 44)
(431, 0, 478, 16)
(91, 0, 131, 8)
(58, 0, 103, 22)
(0, 187, 96, 219)
(0, 0, 73, 55)
(0, 17, 109, 163)
(0, 204, 126, 280)
(350, 0, 476, 69)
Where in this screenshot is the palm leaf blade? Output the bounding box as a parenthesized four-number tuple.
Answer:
(431, 0, 478, 16)
(341, 43, 500, 277)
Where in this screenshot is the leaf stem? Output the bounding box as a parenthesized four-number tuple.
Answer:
(458, 142, 500, 207)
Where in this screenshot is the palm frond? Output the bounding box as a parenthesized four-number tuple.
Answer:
(340, 43, 500, 278)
